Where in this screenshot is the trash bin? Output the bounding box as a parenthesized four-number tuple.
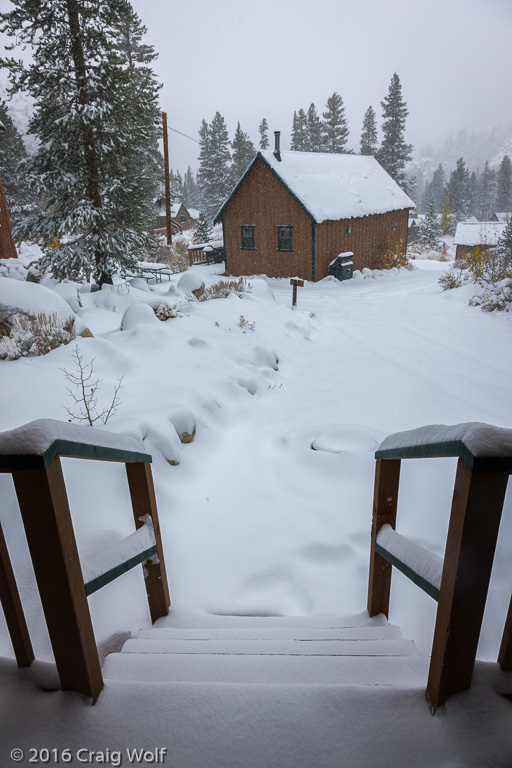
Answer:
(328, 251, 354, 281)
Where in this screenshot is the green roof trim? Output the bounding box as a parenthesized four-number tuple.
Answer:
(0, 439, 152, 472)
(375, 440, 512, 473)
(214, 153, 317, 225)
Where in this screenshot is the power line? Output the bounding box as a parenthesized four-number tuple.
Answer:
(167, 125, 199, 144)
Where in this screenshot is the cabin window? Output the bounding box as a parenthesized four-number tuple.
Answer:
(277, 226, 293, 251)
(180, 215, 186, 225)
(241, 225, 255, 250)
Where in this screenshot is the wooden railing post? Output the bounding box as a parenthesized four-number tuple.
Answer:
(0, 522, 34, 667)
(12, 458, 103, 701)
(498, 595, 512, 671)
(125, 462, 170, 623)
(367, 459, 401, 618)
(426, 459, 509, 711)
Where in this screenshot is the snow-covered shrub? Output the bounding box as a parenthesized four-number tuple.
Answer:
(373, 231, 409, 270)
(438, 267, 465, 290)
(154, 303, 178, 321)
(470, 280, 512, 312)
(0, 309, 76, 360)
(198, 277, 252, 302)
(238, 315, 256, 331)
(151, 241, 189, 273)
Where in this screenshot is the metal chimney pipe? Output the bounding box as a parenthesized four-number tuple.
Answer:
(274, 131, 281, 161)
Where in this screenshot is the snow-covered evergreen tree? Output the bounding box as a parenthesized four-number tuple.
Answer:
(322, 92, 348, 153)
(170, 169, 184, 204)
(229, 121, 255, 189)
(0, 0, 162, 285)
(446, 157, 471, 224)
(0, 98, 29, 220)
(495, 155, 512, 212)
(418, 196, 440, 250)
(376, 73, 412, 189)
(359, 106, 378, 156)
(304, 103, 323, 152)
(196, 112, 231, 221)
(290, 108, 307, 151)
(193, 211, 213, 244)
(430, 164, 446, 213)
(183, 166, 199, 209)
(476, 161, 496, 221)
(258, 117, 269, 150)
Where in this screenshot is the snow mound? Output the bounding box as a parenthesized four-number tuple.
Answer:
(108, 418, 181, 465)
(128, 278, 151, 292)
(0, 276, 80, 327)
(120, 303, 159, 330)
(166, 406, 196, 443)
(311, 425, 381, 453)
(177, 271, 205, 297)
(251, 346, 279, 371)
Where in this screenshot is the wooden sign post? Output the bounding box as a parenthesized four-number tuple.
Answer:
(290, 277, 304, 308)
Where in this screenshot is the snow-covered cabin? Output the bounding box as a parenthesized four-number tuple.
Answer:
(153, 203, 198, 237)
(490, 212, 511, 223)
(454, 221, 506, 260)
(214, 135, 415, 280)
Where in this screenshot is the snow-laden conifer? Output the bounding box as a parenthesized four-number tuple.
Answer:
(360, 106, 378, 156)
(193, 211, 213, 244)
(418, 196, 440, 250)
(290, 109, 307, 151)
(446, 157, 471, 225)
(183, 166, 199, 209)
(476, 161, 496, 221)
(377, 73, 412, 189)
(0, 0, 163, 285)
(197, 112, 231, 221)
(495, 156, 512, 213)
(229, 121, 255, 189)
(0, 98, 30, 220)
(322, 92, 349, 153)
(258, 117, 269, 150)
(304, 103, 323, 152)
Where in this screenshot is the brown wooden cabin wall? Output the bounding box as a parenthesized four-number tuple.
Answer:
(315, 209, 409, 277)
(222, 158, 313, 280)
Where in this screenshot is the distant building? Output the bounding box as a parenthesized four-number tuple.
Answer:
(152, 202, 199, 237)
(490, 212, 511, 223)
(214, 135, 414, 280)
(454, 221, 506, 260)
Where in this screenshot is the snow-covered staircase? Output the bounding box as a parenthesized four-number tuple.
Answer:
(102, 613, 429, 688)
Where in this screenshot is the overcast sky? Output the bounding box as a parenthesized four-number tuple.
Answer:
(1, 0, 512, 173)
(127, 0, 512, 172)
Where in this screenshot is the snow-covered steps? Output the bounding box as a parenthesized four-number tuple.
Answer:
(102, 614, 429, 688)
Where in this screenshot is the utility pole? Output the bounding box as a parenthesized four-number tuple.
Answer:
(162, 111, 172, 245)
(0, 174, 18, 260)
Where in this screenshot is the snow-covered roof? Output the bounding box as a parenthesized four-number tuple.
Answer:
(492, 212, 511, 222)
(188, 240, 223, 250)
(454, 221, 506, 247)
(232, 150, 415, 223)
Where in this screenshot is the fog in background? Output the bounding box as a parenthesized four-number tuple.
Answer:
(1, 0, 511, 172)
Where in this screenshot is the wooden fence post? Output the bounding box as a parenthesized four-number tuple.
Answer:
(0, 522, 34, 667)
(12, 458, 103, 701)
(367, 459, 401, 618)
(125, 462, 170, 623)
(426, 459, 509, 711)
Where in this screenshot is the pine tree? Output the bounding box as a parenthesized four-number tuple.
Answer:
(193, 211, 213, 244)
(229, 121, 256, 189)
(183, 166, 199, 209)
(304, 103, 323, 152)
(170, 169, 184, 204)
(446, 157, 471, 224)
(0, 0, 162, 285)
(360, 106, 378, 155)
(376, 73, 412, 188)
(468, 171, 478, 218)
(418, 196, 440, 250)
(290, 108, 307, 151)
(495, 155, 512, 212)
(440, 199, 454, 234)
(476, 161, 496, 221)
(258, 117, 269, 150)
(196, 112, 231, 221)
(0, 98, 29, 220)
(430, 164, 446, 213)
(322, 92, 348, 153)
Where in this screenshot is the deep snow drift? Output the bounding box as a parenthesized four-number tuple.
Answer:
(0, 258, 511, 766)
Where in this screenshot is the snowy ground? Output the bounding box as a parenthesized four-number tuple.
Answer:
(0, 256, 511, 766)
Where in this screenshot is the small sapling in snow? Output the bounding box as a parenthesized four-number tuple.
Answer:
(61, 344, 123, 427)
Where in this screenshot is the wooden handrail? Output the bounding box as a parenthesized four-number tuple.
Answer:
(0, 420, 170, 702)
(368, 422, 512, 713)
